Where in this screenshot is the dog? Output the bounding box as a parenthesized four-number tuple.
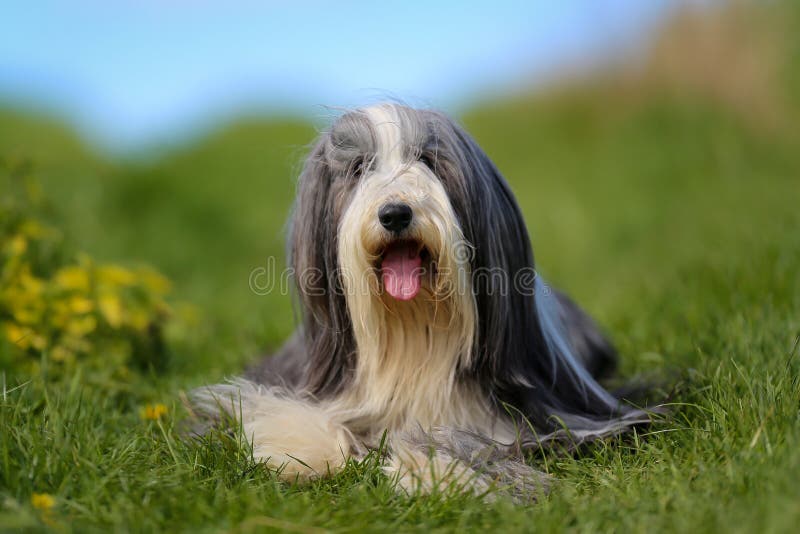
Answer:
(193, 103, 653, 497)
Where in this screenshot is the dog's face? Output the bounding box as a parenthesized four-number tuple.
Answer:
(296, 104, 474, 309)
(335, 105, 471, 305)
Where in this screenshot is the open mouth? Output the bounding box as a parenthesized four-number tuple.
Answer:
(378, 239, 429, 301)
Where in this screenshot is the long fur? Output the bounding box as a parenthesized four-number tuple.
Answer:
(193, 103, 656, 496)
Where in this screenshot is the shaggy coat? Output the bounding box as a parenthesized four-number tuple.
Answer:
(194, 104, 652, 496)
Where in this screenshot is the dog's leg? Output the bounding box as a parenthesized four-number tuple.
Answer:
(385, 429, 550, 500)
(192, 380, 354, 481)
(385, 440, 492, 496)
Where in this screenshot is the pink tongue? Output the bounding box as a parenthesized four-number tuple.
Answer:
(380, 242, 422, 301)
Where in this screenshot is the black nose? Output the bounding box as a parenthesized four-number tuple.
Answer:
(378, 203, 413, 233)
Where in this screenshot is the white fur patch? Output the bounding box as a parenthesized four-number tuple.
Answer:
(193, 380, 354, 481)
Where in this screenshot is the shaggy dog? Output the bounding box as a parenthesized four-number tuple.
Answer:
(193, 103, 653, 496)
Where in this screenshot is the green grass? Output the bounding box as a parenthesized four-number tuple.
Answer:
(3, 7, 800, 529)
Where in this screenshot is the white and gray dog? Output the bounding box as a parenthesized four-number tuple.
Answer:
(194, 103, 653, 496)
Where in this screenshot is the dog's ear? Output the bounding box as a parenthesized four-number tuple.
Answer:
(289, 135, 356, 395)
(290, 138, 333, 318)
(438, 119, 626, 427)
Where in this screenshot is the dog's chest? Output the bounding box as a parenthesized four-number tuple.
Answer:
(344, 325, 497, 437)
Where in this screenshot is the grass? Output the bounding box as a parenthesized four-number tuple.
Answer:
(3, 4, 800, 530)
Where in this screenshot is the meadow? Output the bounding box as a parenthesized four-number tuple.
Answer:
(2, 3, 800, 532)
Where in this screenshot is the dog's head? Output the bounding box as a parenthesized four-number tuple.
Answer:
(294, 104, 477, 306)
(289, 103, 534, 389)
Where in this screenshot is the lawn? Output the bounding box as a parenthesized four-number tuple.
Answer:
(2, 4, 800, 532)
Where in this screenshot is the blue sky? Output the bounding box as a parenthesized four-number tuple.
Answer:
(1, 1, 676, 152)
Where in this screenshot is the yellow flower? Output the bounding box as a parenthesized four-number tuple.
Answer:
(54, 266, 89, 292)
(68, 295, 94, 314)
(3, 322, 31, 349)
(11, 304, 44, 325)
(96, 265, 136, 287)
(140, 403, 168, 420)
(98, 293, 124, 328)
(65, 315, 97, 337)
(18, 267, 45, 296)
(138, 267, 171, 294)
(7, 234, 27, 256)
(4, 322, 47, 351)
(50, 300, 72, 328)
(31, 493, 55, 511)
